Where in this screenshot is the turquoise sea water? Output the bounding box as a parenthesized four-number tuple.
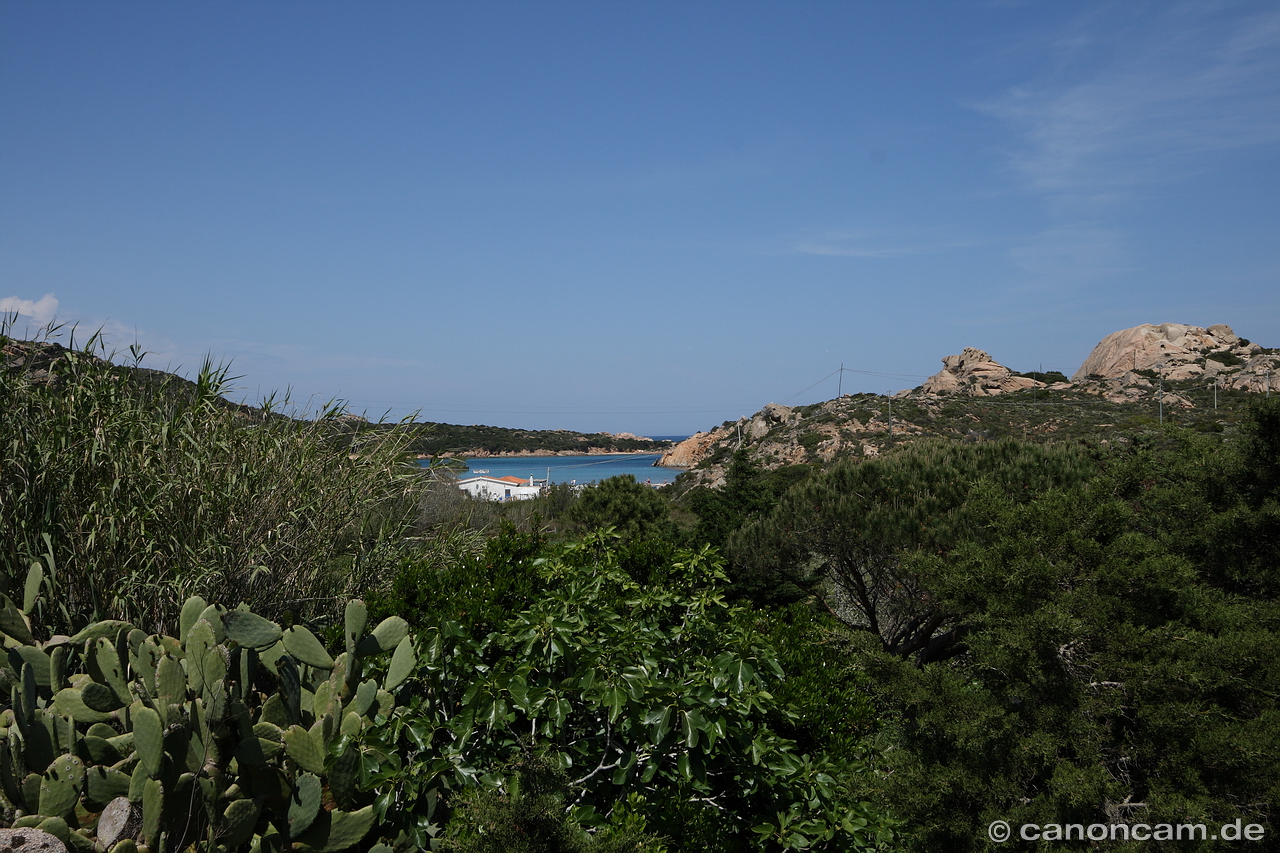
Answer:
(421, 453, 683, 485)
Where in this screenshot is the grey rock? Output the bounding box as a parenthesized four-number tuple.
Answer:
(97, 796, 139, 849)
(0, 830, 67, 853)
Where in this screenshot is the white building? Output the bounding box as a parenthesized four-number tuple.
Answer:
(456, 474, 544, 502)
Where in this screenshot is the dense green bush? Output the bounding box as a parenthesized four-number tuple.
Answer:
(368, 521, 546, 637)
(567, 476, 676, 541)
(683, 452, 813, 603)
(872, 444, 1280, 850)
(730, 438, 1103, 662)
(367, 532, 897, 851)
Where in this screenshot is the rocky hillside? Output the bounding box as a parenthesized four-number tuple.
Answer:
(661, 323, 1278, 488)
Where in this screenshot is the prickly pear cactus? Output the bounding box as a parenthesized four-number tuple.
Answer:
(0, 589, 417, 852)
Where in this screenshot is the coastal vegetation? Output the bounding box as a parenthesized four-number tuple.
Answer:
(357, 421, 670, 459)
(2, 328, 1277, 851)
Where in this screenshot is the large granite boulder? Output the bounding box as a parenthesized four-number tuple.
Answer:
(1072, 323, 1243, 380)
(921, 347, 1040, 396)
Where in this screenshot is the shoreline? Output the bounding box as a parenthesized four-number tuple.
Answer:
(418, 447, 672, 461)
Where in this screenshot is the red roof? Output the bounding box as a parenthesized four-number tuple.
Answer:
(460, 474, 530, 485)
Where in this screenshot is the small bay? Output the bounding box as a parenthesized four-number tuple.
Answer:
(421, 453, 682, 485)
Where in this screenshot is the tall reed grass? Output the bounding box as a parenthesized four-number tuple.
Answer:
(0, 322, 424, 636)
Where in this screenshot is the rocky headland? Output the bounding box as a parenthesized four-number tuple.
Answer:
(660, 323, 1278, 488)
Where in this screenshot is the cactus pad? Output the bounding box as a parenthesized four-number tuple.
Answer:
(131, 703, 164, 779)
(293, 805, 375, 853)
(283, 726, 326, 774)
(68, 620, 132, 645)
(288, 772, 322, 835)
(343, 600, 367, 659)
(23, 562, 44, 613)
(224, 611, 283, 649)
(384, 637, 416, 692)
(82, 681, 126, 712)
(85, 766, 132, 807)
(38, 753, 85, 818)
(179, 596, 208, 642)
(141, 777, 163, 848)
(355, 616, 409, 657)
(0, 594, 35, 645)
(222, 797, 262, 850)
(282, 627, 333, 670)
(53, 687, 115, 724)
(10, 647, 51, 688)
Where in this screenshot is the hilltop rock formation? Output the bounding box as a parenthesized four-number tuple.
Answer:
(920, 347, 1043, 396)
(1073, 323, 1248, 380)
(1070, 323, 1277, 397)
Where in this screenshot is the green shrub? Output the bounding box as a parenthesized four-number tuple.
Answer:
(567, 476, 674, 540)
(364, 532, 897, 851)
(1206, 350, 1244, 366)
(1013, 369, 1068, 384)
(798, 432, 825, 453)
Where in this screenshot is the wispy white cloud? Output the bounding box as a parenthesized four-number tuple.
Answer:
(0, 293, 60, 326)
(981, 4, 1280, 207)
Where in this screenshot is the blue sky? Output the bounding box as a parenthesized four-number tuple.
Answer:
(3, 1, 1277, 436)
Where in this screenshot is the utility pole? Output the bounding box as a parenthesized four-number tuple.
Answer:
(1214, 379, 1218, 411)
(1158, 361, 1164, 426)
(887, 396, 893, 440)
(838, 363, 843, 397)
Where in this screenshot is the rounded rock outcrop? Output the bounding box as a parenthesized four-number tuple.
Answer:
(920, 347, 1041, 396)
(1072, 323, 1242, 381)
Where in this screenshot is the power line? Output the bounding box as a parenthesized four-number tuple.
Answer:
(779, 368, 843, 404)
(244, 362, 935, 419)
